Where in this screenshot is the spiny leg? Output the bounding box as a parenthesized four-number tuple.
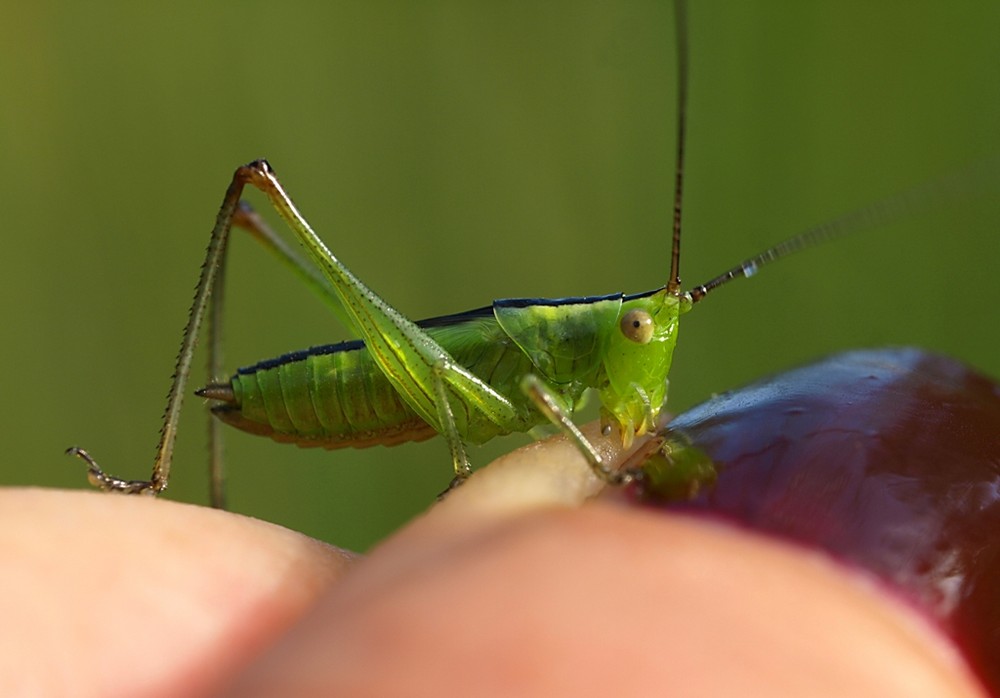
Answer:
(519, 375, 635, 486)
(68, 170, 247, 496)
(68, 167, 390, 502)
(206, 229, 228, 508)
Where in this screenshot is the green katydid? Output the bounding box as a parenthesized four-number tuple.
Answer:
(67, 0, 986, 508)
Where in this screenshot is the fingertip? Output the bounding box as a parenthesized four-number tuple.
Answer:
(0, 487, 351, 697)
(225, 500, 985, 697)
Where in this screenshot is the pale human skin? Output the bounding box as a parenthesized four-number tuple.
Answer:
(0, 424, 986, 697)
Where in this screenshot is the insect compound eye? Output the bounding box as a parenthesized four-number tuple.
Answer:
(620, 309, 654, 344)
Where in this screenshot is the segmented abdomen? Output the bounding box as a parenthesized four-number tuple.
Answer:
(209, 315, 542, 449)
(222, 339, 435, 447)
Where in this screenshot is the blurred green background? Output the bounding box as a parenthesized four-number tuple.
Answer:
(2, 2, 998, 551)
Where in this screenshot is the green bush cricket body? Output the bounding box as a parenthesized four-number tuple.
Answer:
(69, 156, 693, 505)
(66, 0, 989, 508)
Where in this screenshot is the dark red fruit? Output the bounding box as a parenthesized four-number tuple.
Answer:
(631, 348, 1000, 693)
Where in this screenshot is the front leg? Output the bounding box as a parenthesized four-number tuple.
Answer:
(520, 375, 635, 486)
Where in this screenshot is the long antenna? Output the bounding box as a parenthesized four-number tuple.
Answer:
(687, 156, 997, 303)
(667, 0, 688, 294)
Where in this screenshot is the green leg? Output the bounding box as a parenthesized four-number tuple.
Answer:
(68, 168, 245, 497)
(432, 361, 473, 482)
(236, 160, 519, 440)
(520, 374, 635, 486)
(231, 201, 355, 328)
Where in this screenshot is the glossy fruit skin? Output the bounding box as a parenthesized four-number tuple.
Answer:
(631, 348, 1000, 694)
